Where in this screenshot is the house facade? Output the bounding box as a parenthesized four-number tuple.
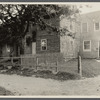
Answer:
(23, 15, 79, 60)
(79, 11, 100, 58)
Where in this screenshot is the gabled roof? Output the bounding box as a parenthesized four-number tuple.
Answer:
(81, 10, 100, 17)
(80, 10, 100, 21)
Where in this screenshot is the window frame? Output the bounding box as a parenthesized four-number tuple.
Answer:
(94, 22, 100, 31)
(81, 22, 88, 33)
(83, 40, 91, 52)
(41, 39, 47, 51)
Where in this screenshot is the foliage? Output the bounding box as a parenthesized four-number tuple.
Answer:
(0, 4, 79, 47)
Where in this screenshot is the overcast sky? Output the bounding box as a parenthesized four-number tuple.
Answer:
(79, 3, 100, 14)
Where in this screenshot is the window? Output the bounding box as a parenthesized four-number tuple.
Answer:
(94, 22, 99, 30)
(83, 40, 91, 51)
(41, 39, 47, 51)
(82, 23, 88, 32)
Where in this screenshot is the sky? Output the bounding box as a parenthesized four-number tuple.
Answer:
(79, 3, 100, 14)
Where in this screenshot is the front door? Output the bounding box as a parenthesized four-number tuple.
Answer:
(32, 42, 36, 55)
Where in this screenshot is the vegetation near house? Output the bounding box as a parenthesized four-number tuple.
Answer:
(0, 4, 79, 53)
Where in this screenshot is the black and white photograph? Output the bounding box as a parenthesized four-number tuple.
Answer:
(0, 2, 100, 97)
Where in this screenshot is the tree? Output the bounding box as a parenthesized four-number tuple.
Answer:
(0, 4, 79, 53)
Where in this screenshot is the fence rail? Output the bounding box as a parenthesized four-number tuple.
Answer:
(0, 55, 82, 76)
(0, 56, 59, 73)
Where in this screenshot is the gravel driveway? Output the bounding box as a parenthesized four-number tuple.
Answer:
(0, 74, 100, 96)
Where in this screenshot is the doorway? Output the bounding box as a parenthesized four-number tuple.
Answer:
(32, 42, 36, 55)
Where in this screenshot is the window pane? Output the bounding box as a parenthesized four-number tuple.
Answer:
(82, 23, 87, 32)
(84, 44, 90, 49)
(41, 40, 46, 46)
(84, 41, 90, 45)
(42, 46, 46, 50)
(95, 22, 99, 30)
(84, 41, 90, 50)
(41, 39, 47, 51)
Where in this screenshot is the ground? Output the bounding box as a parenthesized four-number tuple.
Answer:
(0, 58, 100, 96)
(0, 86, 13, 95)
(0, 74, 100, 96)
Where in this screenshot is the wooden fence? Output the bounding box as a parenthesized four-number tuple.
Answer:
(0, 55, 82, 76)
(0, 56, 58, 73)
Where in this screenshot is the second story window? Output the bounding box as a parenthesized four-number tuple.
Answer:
(94, 22, 99, 31)
(82, 23, 88, 33)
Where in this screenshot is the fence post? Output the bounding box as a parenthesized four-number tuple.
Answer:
(55, 59, 58, 73)
(20, 56, 22, 66)
(36, 57, 38, 70)
(11, 57, 13, 65)
(78, 55, 82, 77)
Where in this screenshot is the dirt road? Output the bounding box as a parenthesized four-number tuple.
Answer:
(0, 74, 100, 96)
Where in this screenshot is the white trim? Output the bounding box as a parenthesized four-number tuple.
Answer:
(94, 22, 100, 31)
(83, 40, 91, 52)
(81, 22, 88, 33)
(41, 39, 47, 51)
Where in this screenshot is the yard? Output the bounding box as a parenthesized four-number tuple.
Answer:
(0, 58, 100, 96)
(58, 58, 100, 78)
(0, 58, 100, 79)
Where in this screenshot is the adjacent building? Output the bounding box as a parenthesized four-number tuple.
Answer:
(79, 11, 100, 58)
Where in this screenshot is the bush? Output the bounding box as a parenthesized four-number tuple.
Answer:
(0, 64, 4, 70)
(36, 70, 53, 78)
(55, 72, 81, 80)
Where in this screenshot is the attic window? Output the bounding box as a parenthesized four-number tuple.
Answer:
(41, 39, 47, 51)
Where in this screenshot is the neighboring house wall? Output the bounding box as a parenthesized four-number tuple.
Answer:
(80, 11, 100, 58)
(60, 16, 80, 58)
(60, 35, 75, 57)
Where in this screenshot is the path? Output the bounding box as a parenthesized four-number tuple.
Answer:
(0, 74, 100, 96)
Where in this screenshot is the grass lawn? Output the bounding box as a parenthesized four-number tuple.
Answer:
(58, 58, 100, 78)
(0, 86, 13, 95)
